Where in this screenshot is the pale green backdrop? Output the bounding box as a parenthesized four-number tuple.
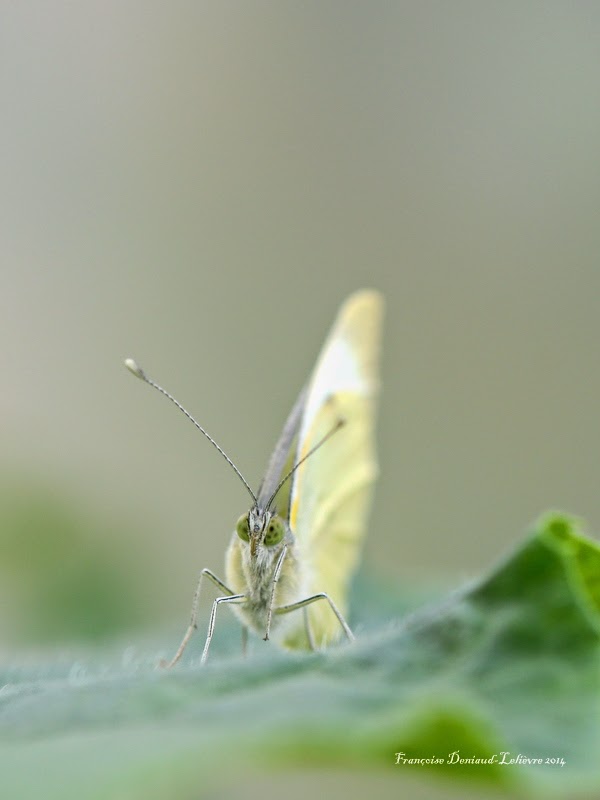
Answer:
(2, 0, 599, 658)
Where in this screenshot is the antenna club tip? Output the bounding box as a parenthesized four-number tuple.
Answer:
(124, 358, 146, 380)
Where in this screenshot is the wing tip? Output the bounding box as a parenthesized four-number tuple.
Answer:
(341, 288, 384, 317)
(336, 289, 384, 380)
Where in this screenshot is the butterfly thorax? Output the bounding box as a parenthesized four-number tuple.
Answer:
(225, 511, 307, 637)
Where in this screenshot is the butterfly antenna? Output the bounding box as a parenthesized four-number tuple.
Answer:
(266, 417, 346, 511)
(124, 358, 257, 504)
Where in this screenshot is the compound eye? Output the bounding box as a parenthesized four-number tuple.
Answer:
(236, 514, 250, 542)
(263, 516, 285, 546)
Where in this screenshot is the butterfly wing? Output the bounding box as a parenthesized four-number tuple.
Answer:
(284, 289, 383, 647)
(255, 385, 307, 521)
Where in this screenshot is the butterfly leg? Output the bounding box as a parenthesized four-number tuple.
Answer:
(163, 568, 235, 668)
(263, 545, 288, 641)
(275, 592, 355, 642)
(201, 594, 246, 665)
(241, 625, 248, 658)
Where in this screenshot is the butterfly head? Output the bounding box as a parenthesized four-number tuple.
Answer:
(236, 507, 286, 558)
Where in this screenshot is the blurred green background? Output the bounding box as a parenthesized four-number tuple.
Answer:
(1, 0, 599, 660)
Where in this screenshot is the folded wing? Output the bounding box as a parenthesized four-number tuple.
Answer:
(286, 290, 383, 646)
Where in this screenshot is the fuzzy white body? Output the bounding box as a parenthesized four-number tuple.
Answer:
(225, 528, 309, 640)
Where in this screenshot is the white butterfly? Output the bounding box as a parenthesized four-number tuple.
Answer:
(125, 289, 383, 663)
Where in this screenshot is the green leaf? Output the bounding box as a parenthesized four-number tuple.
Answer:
(1, 512, 598, 798)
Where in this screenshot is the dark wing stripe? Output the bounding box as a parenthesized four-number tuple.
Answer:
(256, 385, 307, 510)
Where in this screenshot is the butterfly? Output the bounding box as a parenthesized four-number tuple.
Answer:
(125, 289, 383, 664)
